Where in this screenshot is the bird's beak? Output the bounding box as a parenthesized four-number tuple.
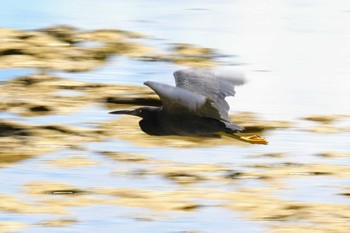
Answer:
(109, 109, 137, 116)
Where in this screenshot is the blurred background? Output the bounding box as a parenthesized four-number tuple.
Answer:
(1, 1, 350, 233)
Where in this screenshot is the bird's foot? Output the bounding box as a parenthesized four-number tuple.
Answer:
(240, 135, 268, 145)
(218, 132, 268, 145)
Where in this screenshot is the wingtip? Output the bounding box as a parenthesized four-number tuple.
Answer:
(173, 69, 197, 77)
(212, 70, 246, 85)
(143, 81, 151, 86)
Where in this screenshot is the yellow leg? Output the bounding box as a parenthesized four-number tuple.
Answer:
(218, 132, 268, 145)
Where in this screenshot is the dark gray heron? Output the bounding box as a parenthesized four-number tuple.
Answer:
(109, 69, 268, 144)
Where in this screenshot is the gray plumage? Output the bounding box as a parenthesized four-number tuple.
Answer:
(110, 69, 246, 137)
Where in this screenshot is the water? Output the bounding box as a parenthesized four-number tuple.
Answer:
(1, 1, 350, 233)
(3, 0, 350, 120)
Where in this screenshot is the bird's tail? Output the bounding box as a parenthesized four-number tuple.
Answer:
(225, 123, 245, 132)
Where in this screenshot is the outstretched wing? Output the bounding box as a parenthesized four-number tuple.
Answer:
(144, 81, 221, 119)
(173, 69, 245, 122)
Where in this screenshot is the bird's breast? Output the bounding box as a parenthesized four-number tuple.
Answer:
(139, 117, 173, 136)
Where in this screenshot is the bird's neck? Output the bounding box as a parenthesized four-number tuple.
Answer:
(139, 110, 160, 135)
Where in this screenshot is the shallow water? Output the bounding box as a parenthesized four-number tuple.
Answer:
(1, 1, 350, 233)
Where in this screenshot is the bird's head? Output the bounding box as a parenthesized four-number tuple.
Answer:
(109, 106, 158, 118)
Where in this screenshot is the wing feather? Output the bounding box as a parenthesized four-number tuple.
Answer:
(144, 81, 204, 111)
(144, 81, 221, 119)
(173, 69, 245, 122)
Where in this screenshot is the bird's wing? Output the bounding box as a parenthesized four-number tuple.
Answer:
(173, 69, 245, 122)
(144, 81, 220, 118)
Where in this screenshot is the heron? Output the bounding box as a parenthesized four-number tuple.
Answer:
(109, 69, 268, 145)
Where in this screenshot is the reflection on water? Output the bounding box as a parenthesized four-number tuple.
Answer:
(1, 1, 350, 233)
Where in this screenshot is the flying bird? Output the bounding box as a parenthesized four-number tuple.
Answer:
(109, 69, 268, 145)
